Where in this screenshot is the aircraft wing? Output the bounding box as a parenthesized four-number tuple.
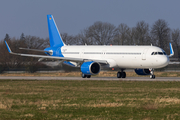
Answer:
(19, 47, 51, 53)
(5, 41, 107, 64)
(169, 62, 180, 64)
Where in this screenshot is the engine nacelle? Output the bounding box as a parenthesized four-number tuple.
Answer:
(134, 69, 151, 75)
(80, 61, 100, 75)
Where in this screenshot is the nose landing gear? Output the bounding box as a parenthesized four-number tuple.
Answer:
(149, 69, 155, 79)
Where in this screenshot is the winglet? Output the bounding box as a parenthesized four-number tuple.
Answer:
(168, 43, 174, 57)
(4, 41, 12, 53)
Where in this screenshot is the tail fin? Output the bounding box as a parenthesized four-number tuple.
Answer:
(47, 15, 66, 47)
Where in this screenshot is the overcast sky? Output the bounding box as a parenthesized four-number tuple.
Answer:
(0, 0, 180, 40)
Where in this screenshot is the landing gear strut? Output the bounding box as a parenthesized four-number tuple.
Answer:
(117, 70, 126, 78)
(149, 69, 155, 79)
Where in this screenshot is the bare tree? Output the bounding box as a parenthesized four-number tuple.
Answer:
(25, 35, 49, 49)
(1, 34, 19, 68)
(113, 23, 130, 45)
(61, 33, 77, 45)
(20, 33, 25, 41)
(88, 21, 116, 45)
(76, 28, 96, 45)
(127, 27, 136, 45)
(172, 28, 180, 58)
(151, 19, 170, 51)
(0, 38, 24, 68)
(0, 34, 50, 68)
(4, 34, 10, 41)
(134, 21, 150, 45)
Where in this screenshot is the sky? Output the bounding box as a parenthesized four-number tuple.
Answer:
(0, 0, 180, 40)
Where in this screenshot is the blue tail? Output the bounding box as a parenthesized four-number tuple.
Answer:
(47, 15, 65, 47)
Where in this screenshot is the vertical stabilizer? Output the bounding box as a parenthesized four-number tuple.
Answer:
(47, 15, 65, 47)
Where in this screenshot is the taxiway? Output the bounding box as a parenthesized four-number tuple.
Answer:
(0, 76, 179, 81)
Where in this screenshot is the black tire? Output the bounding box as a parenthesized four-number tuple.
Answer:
(150, 75, 155, 79)
(87, 75, 91, 78)
(122, 72, 126, 78)
(82, 73, 87, 78)
(117, 72, 122, 78)
(150, 75, 153, 79)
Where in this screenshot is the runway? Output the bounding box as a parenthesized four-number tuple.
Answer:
(0, 76, 179, 81)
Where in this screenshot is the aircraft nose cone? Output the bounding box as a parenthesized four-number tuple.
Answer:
(160, 56, 169, 67)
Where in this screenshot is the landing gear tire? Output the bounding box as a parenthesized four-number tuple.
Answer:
(82, 74, 91, 78)
(82, 73, 87, 78)
(150, 75, 155, 79)
(122, 72, 126, 78)
(117, 72, 122, 78)
(149, 68, 155, 79)
(117, 71, 126, 78)
(87, 75, 91, 78)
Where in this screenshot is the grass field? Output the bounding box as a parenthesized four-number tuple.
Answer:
(1, 71, 180, 77)
(1, 80, 180, 119)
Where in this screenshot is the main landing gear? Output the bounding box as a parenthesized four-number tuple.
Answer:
(149, 68, 155, 79)
(82, 73, 91, 78)
(117, 70, 126, 78)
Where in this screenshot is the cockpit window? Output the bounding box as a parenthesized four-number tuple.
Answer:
(158, 52, 163, 55)
(151, 51, 167, 55)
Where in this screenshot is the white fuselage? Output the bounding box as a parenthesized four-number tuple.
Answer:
(59, 45, 169, 69)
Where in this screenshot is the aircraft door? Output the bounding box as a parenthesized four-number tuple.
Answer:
(142, 48, 148, 60)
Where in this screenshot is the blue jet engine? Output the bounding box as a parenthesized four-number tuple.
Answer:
(134, 69, 151, 75)
(80, 61, 100, 75)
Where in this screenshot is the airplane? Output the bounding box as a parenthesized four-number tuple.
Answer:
(4, 15, 174, 79)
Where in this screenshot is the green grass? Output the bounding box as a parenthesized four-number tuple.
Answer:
(1, 80, 180, 119)
(1, 71, 180, 77)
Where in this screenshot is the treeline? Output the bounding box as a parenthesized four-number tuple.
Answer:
(62, 19, 180, 58)
(0, 34, 50, 72)
(0, 19, 180, 72)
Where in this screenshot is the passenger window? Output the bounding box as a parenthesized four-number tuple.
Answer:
(151, 52, 154, 55)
